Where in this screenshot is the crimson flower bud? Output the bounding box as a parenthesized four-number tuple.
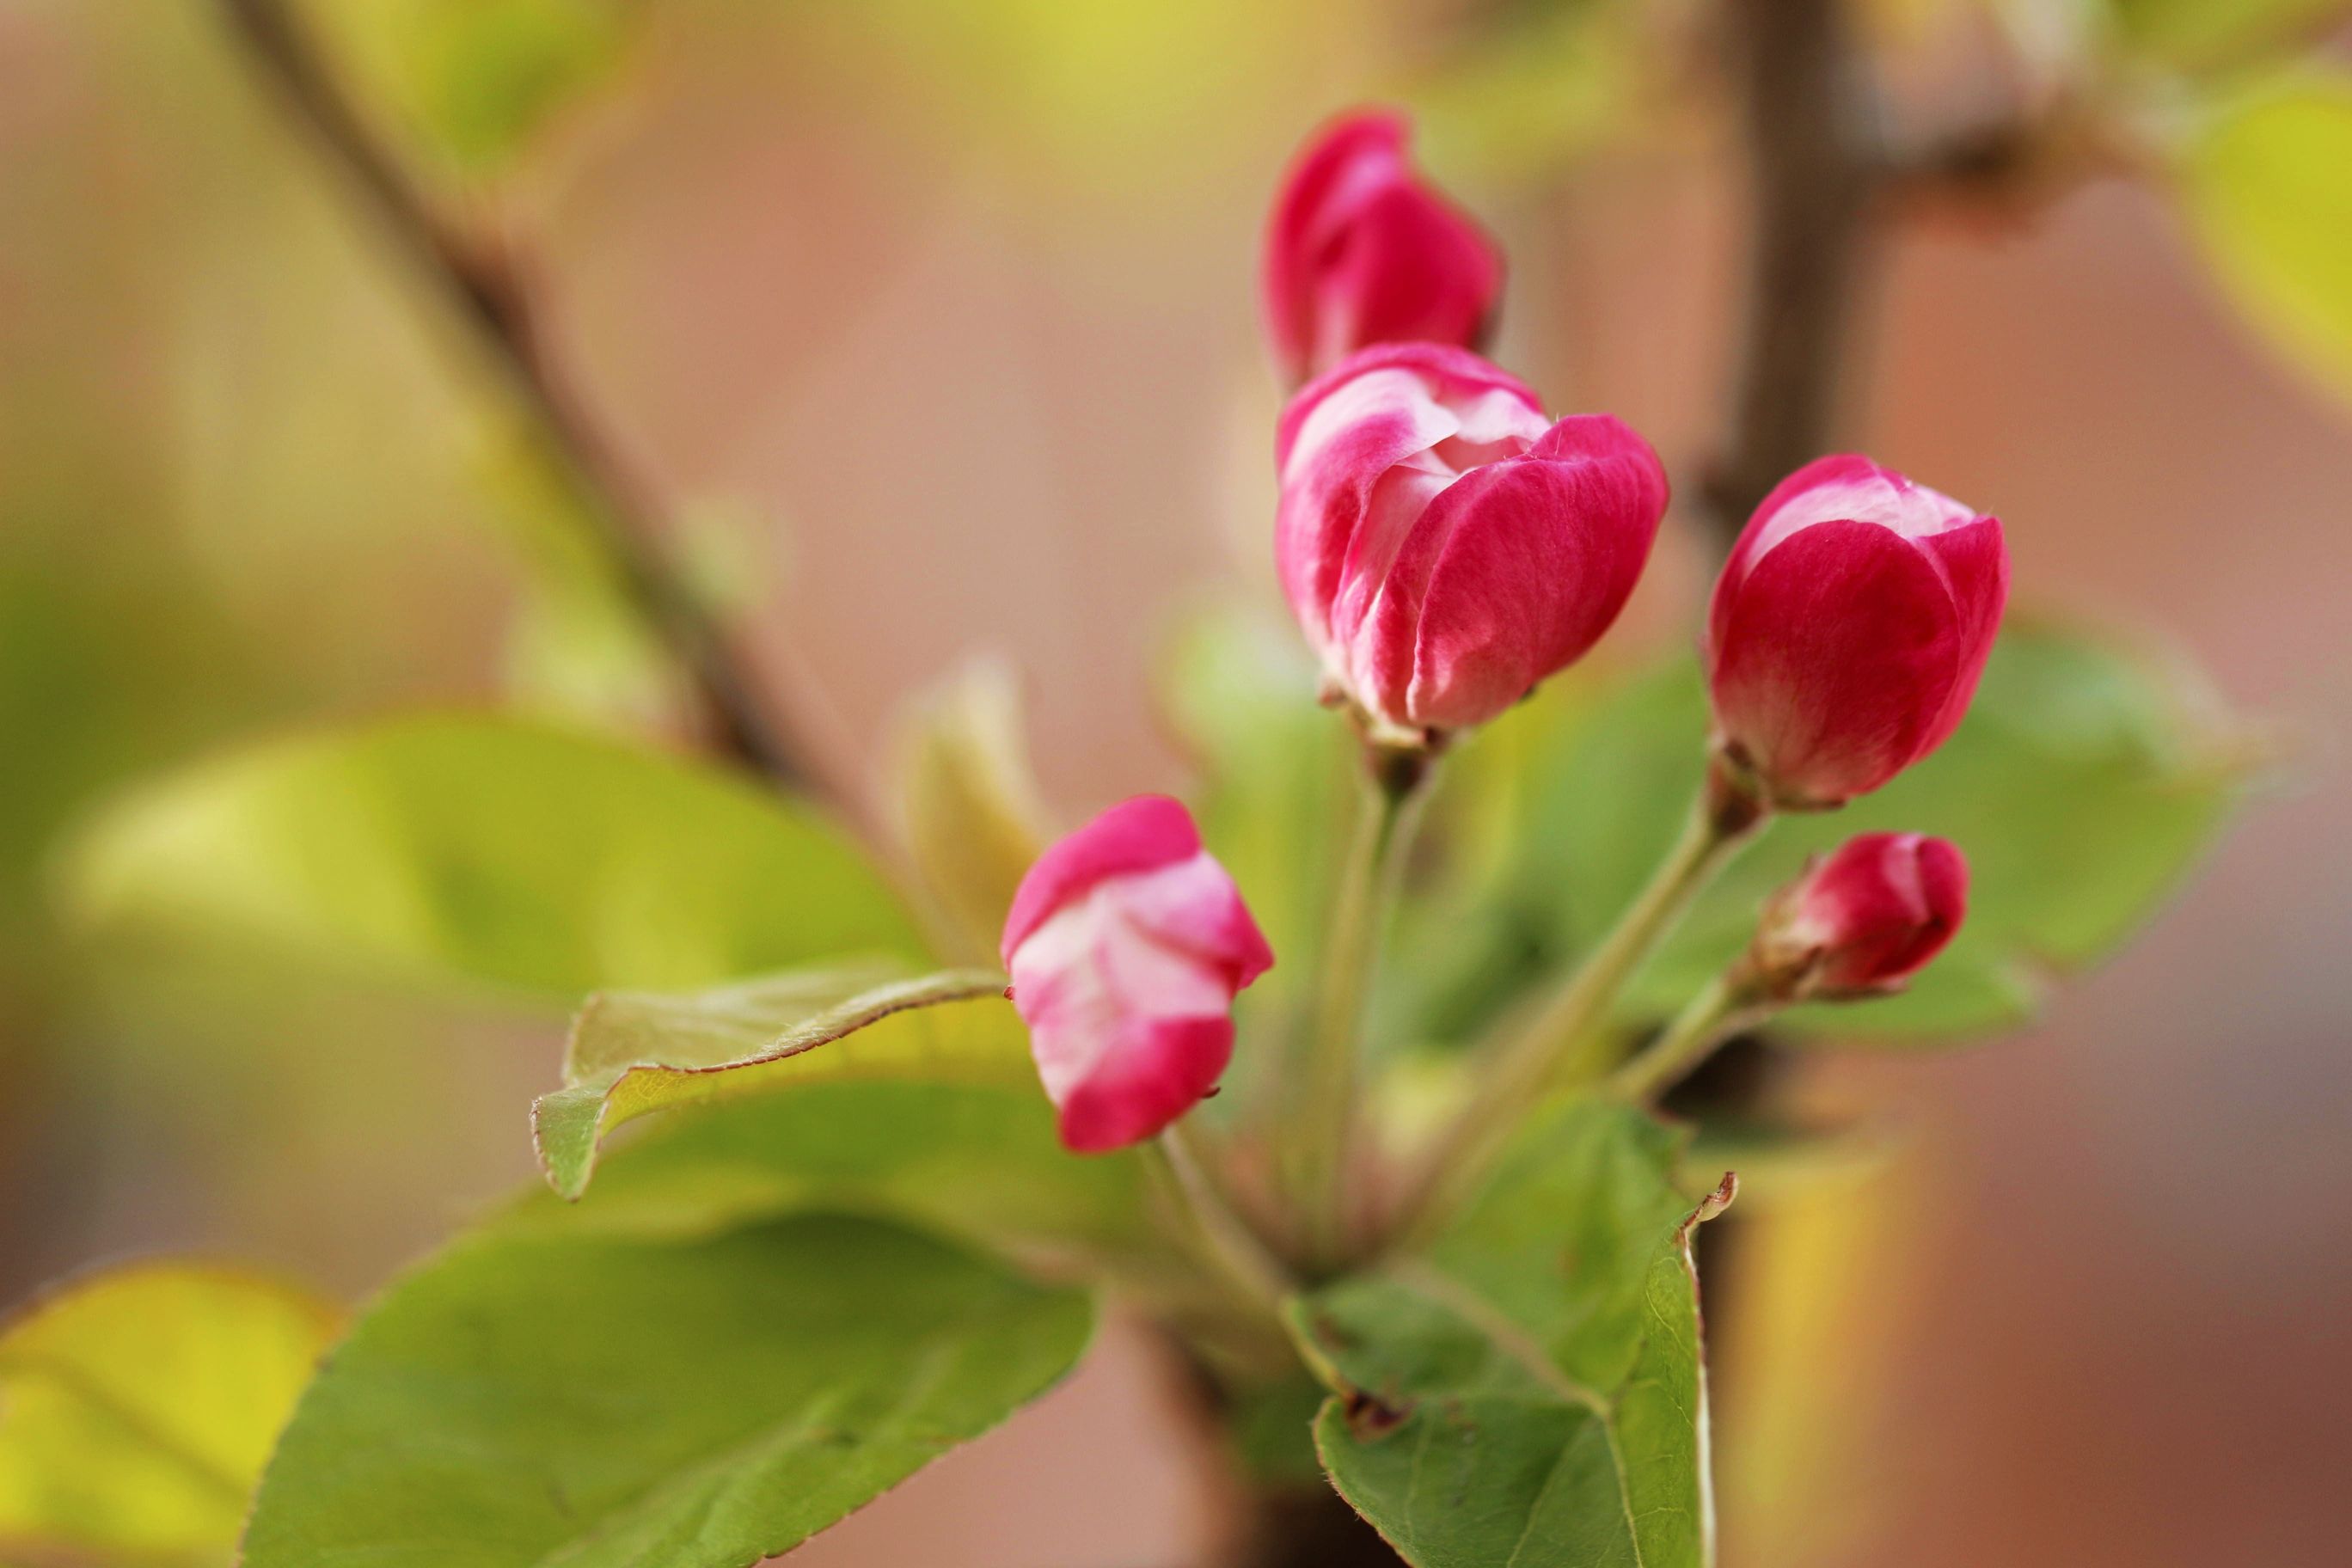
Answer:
(1706, 455, 2008, 808)
(1275, 342, 1669, 742)
(1001, 796, 1272, 1153)
(1261, 108, 1504, 385)
(1750, 833, 1969, 999)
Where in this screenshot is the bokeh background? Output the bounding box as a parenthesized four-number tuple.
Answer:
(3, 2, 2348, 1565)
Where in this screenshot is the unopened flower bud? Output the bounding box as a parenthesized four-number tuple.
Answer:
(1706, 456, 2008, 808)
(1262, 108, 1504, 385)
(1276, 342, 1669, 742)
(1001, 796, 1272, 1153)
(1748, 833, 1969, 1000)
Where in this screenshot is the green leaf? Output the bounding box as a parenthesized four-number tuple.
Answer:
(520, 1080, 1150, 1267)
(2178, 67, 2352, 408)
(0, 1263, 339, 1559)
(62, 715, 928, 1001)
(1291, 1101, 1732, 1568)
(244, 1210, 1094, 1568)
(886, 656, 1056, 962)
(1454, 618, 2245, 1044)
(534, 964, 1022, 1200)
(299, 0, 639, 176)
(2108, 0, 2350, 72)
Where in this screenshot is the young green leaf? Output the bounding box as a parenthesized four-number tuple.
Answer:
(2179, 66, 2352, 410)
(1428, 617, 2248, 1044)
(62, 715, 928, 1001)
(520, 1080, 1151, 1267)
(1290, 1101, 1733, 1567)
(534, 964, 1023, 1199)
(0, 1262, 339, 1558)
(243, 1211, 1094, 1568)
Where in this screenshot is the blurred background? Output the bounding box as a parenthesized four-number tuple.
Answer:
(2, 1, 2348, 1564)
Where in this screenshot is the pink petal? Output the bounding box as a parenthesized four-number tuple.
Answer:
(1262, 111, 1410, 383)
(1259, 109, 1502, 383)
(1275, 345, 1546, 666)
(1801, 833, 1969, 990)
(1000, 794, 1201, 966)
(1707, 520, 1964, 806)
(1055, 1014, 1234, 1154)
(1914, 517, 2009, 755)
(1358, 413, 1669, 732)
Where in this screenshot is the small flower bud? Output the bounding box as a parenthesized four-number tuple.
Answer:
(1261, 108, 1504, 385)
(1748, 833, 1969, 1000)
(1276, 342, 1669, 742)
(1706, 455, 2008, 808)
(1001, 796, 1272, 1153)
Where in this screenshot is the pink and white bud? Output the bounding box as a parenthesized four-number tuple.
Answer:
(1262, 108, 1504, 385)
(1751, 832, 1969, 999)
(1706, 455, 2008, 809)
(1276, 342, 1669, 741)
(1001, 796, 1272, 1154)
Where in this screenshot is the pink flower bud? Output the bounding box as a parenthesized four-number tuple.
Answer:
(1001, 796, 1272, 1153)
(1706, 455, 2009, 808)
(1753, 832, 1969, 998)
(1276, 342, 1670, 740)
(1262, 108, 1504, 385)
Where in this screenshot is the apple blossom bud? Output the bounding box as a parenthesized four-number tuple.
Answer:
(1262, 108, 1504, 385)
(1748, 833, 1969, 1000)
(1706, 455, 2008, 808)
(1276, 342, 1669, 742)
(1001, 795, 1272, 1153)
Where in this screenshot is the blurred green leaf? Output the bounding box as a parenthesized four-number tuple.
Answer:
(1290, 1100, 1730, 1568)
(535, 963, 1021, 1199)
(63, 715, 928, 1001)
(1412, 0, 1640, 183)
(887, 657, 1056, 962)
(299, 0, 639, 176)
(2179, 66, 2352, 409)
(244, 1210, 1093, 1568)
(2109, 0, 2351, 72)
(0, 1263, 338, 1560)
(1446, 618, 2245, 1044)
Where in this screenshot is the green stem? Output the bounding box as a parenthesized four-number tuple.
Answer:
(1294, 754, 1430, 1270)
(1607, 971, 1765, 1105)
(1393, 760, 1765, 1242)
(1150, 1124, 1295, 1315)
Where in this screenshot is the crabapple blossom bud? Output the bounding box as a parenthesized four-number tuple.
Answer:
(1262, 108, 1504, 384)
(1706, 455, 2008, 809)
(1276, 342, 1669, 741)
(1749, 833, 1969, 1000)
(1001, 795, 1272, 1153)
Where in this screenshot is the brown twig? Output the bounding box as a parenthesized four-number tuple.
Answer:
(211, 0, 822, 794)
(1700, 0, 1887, 541)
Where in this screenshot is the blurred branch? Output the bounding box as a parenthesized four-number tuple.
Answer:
(211, 0, 824, 797)
(1700, 0, 1884, 539)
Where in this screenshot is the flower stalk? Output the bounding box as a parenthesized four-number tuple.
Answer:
(1607, 971, 1765, 1105)
(1391, 754, 1767, 1241)
(1293, 744, 1431, 1270)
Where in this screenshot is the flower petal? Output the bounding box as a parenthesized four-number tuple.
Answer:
(1000, 794, 1200, 965)
(1055, 1014, 1234, 1154)
(1914, 516, 2009, 755)
(1360, 414, 1669, 731)
(1708, 520, 1964, 805)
